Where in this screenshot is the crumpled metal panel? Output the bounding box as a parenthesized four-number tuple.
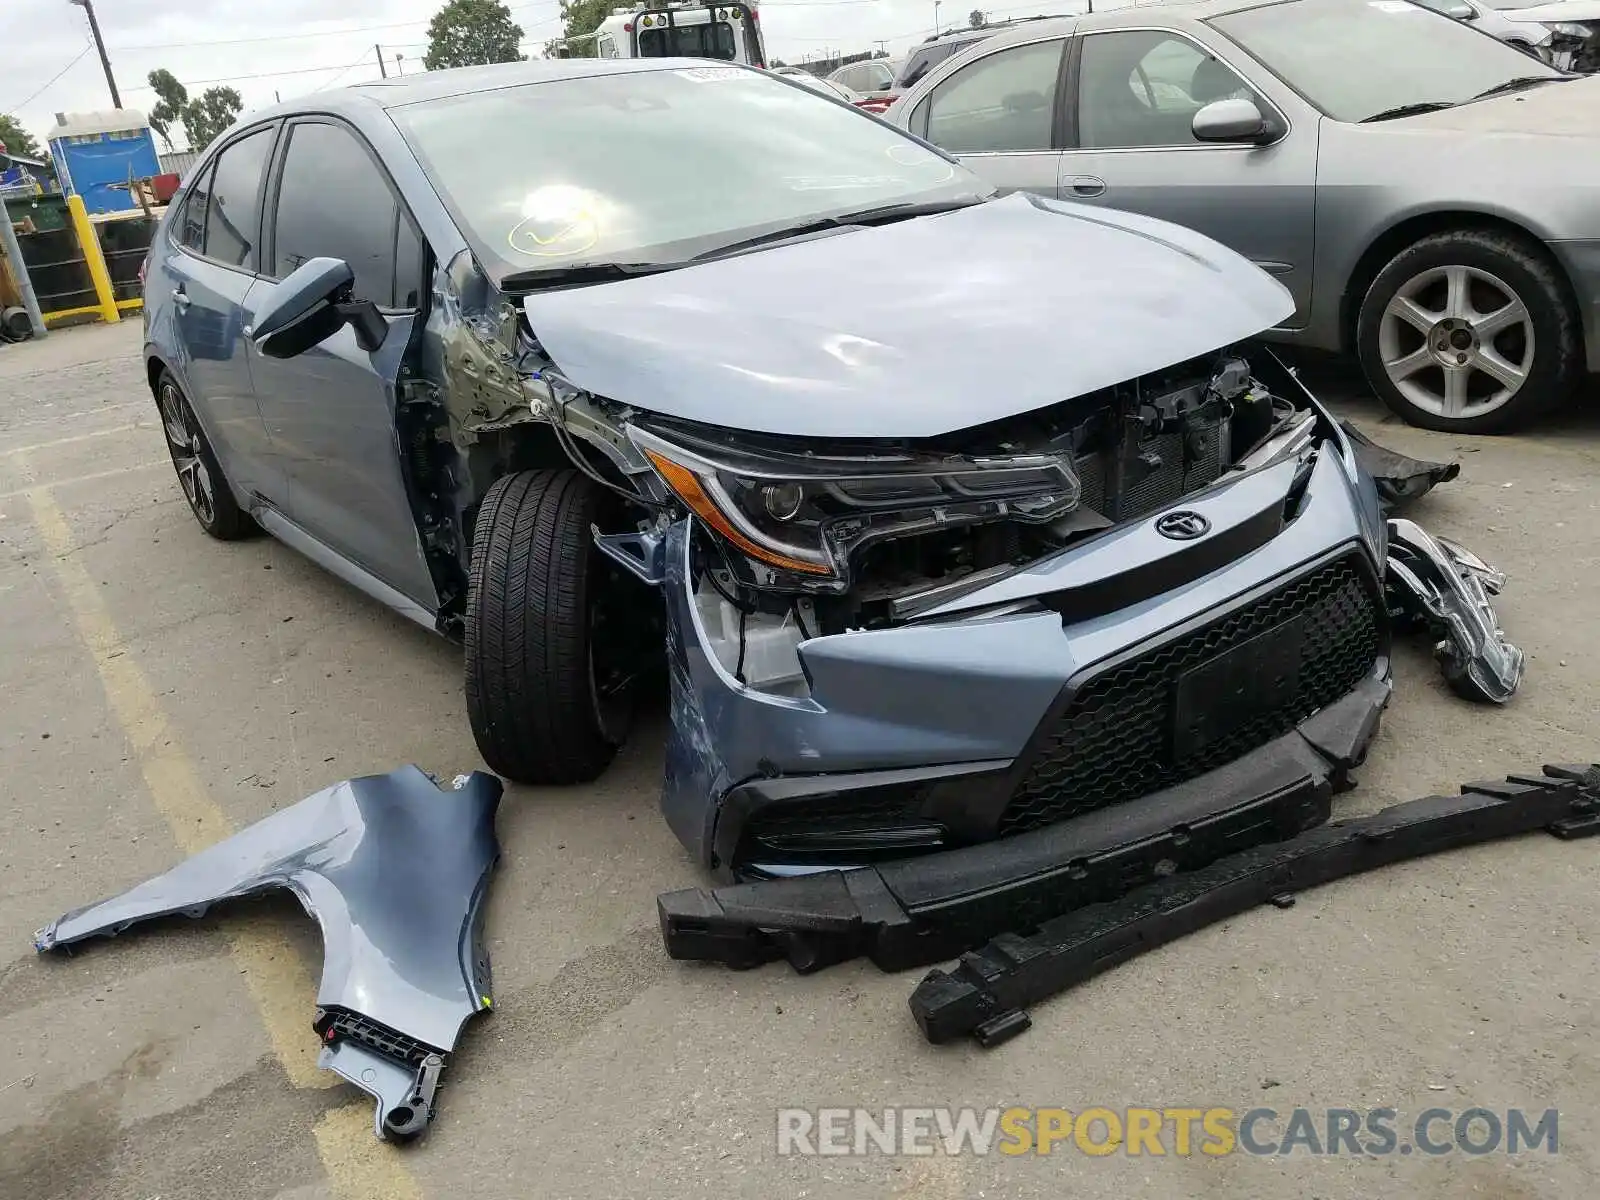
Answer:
(34, 766, 502, 1141)
(1386, 518, 1524, 704)
(1339, 419, 1460, 513)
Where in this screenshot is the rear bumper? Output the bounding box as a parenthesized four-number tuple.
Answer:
(658, 669, 1389, 973)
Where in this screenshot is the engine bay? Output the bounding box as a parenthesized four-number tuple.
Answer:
(685, 349, 1318, 692)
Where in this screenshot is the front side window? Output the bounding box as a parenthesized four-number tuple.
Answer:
(200, 127, 274, 269)
(597, 33, 618, 58)
(271, 122, 404, 307)
(390, 67, 986, 283)
(1210, 0, 1560, 122)
(638, 21, 736, 59)
(924, 39, 1066, 155)
(1077, 31, 1254, 149)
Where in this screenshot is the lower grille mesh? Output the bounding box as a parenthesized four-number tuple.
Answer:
(999, 556, 1381, 836)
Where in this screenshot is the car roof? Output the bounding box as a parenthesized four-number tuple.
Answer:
(240, 56, 706, 124)
(927, 0, 1291, 45)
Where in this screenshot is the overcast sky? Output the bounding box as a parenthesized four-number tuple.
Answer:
(3, 0, 1090, 149)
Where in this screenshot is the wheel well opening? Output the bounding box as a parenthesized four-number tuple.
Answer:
(146, 356, 165, 397)
(1340, 213, 1581, 354)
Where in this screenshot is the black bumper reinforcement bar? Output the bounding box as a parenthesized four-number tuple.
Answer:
(908, 763, 1600, 1048)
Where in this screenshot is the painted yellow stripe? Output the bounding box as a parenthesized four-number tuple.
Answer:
(20, 461, 422, 1199)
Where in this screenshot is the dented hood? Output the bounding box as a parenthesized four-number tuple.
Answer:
(521, 192, 1293, 439)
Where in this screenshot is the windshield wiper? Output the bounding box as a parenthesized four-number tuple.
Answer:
(1472, 75, 1568, 100)
(690, 197, 986, 263)
(500, 261, 682, 292)
(1360, 100, 1457, 123)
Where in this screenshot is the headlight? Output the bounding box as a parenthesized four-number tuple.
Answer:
(628, 425, 1082, 590)
(1547, 21, 1592, 35)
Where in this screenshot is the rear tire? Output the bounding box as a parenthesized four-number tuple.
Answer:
(155, 370, 254, 539)
(464, 469, 630, 784)
(1355, 229, 1579, 434)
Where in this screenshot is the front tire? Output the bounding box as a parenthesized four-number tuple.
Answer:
(465, 469, 631, 784)
(1355, 229, 1579, 434)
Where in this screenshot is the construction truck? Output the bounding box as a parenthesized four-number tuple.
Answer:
(584, 2, 767, 67)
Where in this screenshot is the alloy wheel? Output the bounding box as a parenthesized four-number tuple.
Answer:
(158, 381, 217, 526)
(1377, 264, 1535, 421)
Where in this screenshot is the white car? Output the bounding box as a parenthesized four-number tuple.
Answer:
(1414, 0, 1600, 68)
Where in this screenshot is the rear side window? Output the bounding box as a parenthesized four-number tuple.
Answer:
(200, 127, 275, 270)
(176, 162, 214, 252)
(271, 121, 407, 307)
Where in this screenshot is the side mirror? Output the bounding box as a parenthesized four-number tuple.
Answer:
(1191, 96, 1271, 144)
(252, 256, 388, 359)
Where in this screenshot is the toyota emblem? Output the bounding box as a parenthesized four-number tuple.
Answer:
(1155, 510, 1211, 540)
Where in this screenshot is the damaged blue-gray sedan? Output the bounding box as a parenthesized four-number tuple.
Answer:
(145, 58, 1425, 898)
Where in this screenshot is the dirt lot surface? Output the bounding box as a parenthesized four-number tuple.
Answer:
(3, 321, 1598, 1199)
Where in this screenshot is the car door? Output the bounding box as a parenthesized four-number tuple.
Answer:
(1058, 27, 1318, 325)
(905, 36, 1072, 198)
(252, 116, 438, 612)
(154, 124, 280, 501)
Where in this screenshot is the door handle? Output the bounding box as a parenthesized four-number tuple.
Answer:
(171, 288, 191, 309)
(1063, 175, 1107, 198)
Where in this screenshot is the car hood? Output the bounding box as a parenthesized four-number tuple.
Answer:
(521, 192, 1292, 439)
(1392, 74, 1600, 136)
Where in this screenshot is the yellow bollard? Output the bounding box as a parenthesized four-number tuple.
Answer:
(66, 194, 120, 325)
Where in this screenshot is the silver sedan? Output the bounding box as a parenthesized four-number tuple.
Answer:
(887, 0, 1600, 432)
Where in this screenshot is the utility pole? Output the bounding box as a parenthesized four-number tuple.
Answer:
(933, 0, 943, 36)
(68, 0, 122, 109)
(375, 44, 389, 78)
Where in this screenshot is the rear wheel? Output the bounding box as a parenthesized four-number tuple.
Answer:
(1355, 229, 1579, 433)
(464, 469, 633, 784)
(155, 370, 253, 539)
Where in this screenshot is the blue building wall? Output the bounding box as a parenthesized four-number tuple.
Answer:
(48, 128, 162, 215)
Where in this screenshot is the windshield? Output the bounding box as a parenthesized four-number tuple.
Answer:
(390, 66, 985, 282)
(1210, 0, 1562, 122)
(639, 21, 736, 59)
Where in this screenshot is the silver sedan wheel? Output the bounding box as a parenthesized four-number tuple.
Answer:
(158, 380, 216, 525)
(1377, 264, 1534, 421)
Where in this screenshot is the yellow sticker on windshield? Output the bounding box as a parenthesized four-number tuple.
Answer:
(507, 185, 601, 258)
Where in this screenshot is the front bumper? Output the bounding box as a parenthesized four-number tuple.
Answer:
(660, 422, 1391, 879)
(660, 677, 1388, 972)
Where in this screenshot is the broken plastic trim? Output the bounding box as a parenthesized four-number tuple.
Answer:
(1339, 419, 1460, 513)
(659, 676, 1388, 973)
(909, 764, 1600, 1047)
(1385, 517, 1524, 704)
(33, 766, 502, 1142)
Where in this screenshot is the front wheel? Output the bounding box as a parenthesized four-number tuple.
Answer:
(1355, 229, 1580, 434)
(464, 469, 632, 785)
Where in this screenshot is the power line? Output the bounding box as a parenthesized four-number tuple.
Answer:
(124, 56, 376, 91)
(109, 3, 561, 53)
(7, 43, 94, 112)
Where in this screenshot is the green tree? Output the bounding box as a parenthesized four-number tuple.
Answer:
(146, 68, 189, 150)
(184, 87, 244, 151)
(545, 0, 612, 57)
(145, 71, 241, 151)
(0, 113, 44, 162)
(968, 9, 987, 27)
(424, 0, 526, 70)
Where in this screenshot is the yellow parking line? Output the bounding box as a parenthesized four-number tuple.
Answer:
(20, 460, 422, 1200)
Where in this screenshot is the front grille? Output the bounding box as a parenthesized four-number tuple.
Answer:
(999, 556, 1381, 836)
